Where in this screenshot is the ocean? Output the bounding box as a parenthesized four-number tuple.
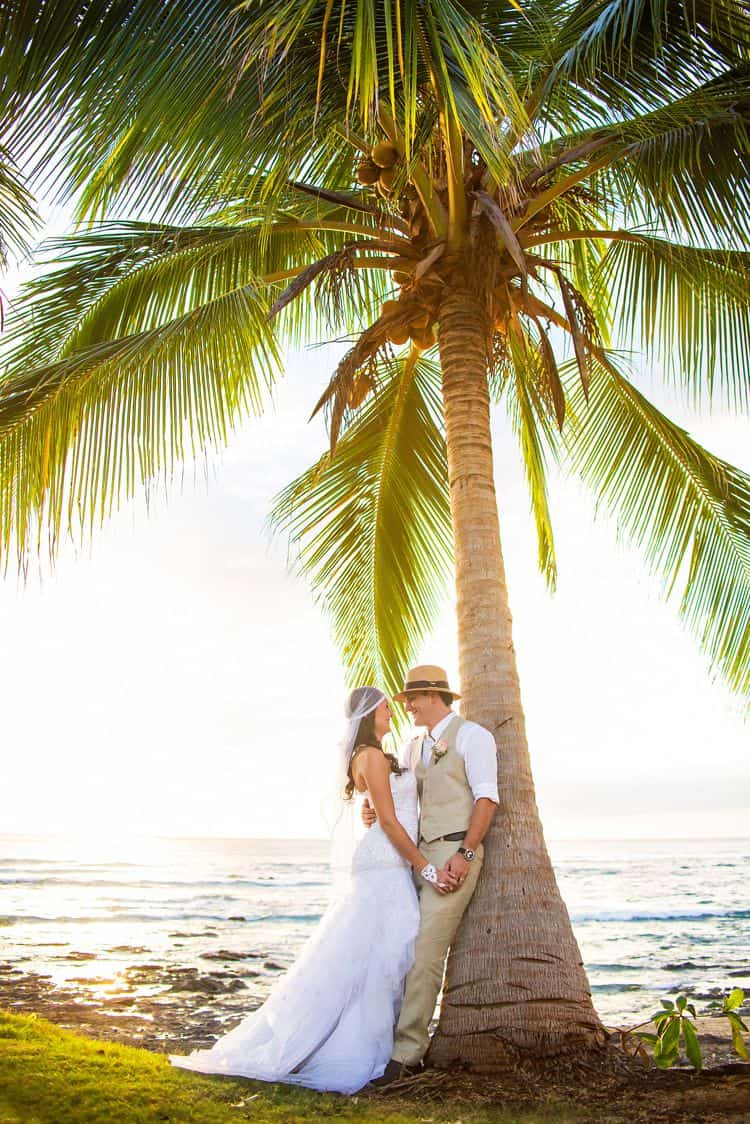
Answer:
(1, 833, 748, 1042)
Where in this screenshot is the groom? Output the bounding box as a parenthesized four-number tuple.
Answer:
(365, 664, 498, 1084)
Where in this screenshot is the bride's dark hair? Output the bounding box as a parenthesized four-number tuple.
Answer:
(344, 708, 403, 800)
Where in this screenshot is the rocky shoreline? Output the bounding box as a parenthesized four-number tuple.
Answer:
(0, 952, 279, 1054)
(1, 957, 746, 1073)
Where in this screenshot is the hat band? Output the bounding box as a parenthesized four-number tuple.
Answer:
(403, 679, 450, 691)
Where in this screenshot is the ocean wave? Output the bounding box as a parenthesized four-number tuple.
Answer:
(572, 907, 750, 923)
(0, 876, 327, 889)
(3, 911, 322, 925)
(591, 983, 643, 992)
(0, 860, 144, 869)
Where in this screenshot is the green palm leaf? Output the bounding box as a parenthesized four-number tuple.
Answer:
(538, 0, 749, 129)
(504, 328, 560, 591)
(0, 147, 38, 267)
(519, 68, 750, 245)
(599, 68, 750, 242)
(564, 352, 750, 703)
(0, 283, 279, 566)
(270, 353, 452, 698)
(0, 216, 393, 372)
(596, 236, 750, 410)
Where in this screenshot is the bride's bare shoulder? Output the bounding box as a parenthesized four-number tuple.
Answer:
(351, 743, 382, 762)
(350, 745, 386, 776)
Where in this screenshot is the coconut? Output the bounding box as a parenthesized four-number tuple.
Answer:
(371, 141, 399, 168)
(410, 323, 436, 350)
(356, 160, 380, 185)
(392, 271, 411, 286)
(387, 323, 410, 346)
(381, 299, 400, 317)
(378, 166, 397, 191)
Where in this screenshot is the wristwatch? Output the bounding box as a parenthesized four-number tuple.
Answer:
(457, 846, 475, 862)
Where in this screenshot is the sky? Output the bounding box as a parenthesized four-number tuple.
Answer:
(0, 210, 748, 843)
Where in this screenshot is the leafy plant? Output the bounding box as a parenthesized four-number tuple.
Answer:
(641, 996, 703, 1071)
(632, 988, 749, 1071)
(717, 988, 749, 1060)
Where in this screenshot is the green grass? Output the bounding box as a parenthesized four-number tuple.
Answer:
(0, 1010, 590, 1123)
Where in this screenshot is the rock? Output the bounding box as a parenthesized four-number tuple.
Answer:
(165, 969, 246, 996)
(65, 952, 97, 961)
(200, 949, 266, 961)
(263, 961, 286, 971)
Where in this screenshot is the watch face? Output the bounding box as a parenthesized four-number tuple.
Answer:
(460, 847, 475, 861)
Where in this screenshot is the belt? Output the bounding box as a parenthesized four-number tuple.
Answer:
(420, 831, 466, 844)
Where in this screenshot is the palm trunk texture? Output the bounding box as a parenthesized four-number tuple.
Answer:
(429, 287, 606, 1068)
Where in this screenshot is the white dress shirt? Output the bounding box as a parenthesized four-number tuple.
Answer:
(406, 710, 499, 804)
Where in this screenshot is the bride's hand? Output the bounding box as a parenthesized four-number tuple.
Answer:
(361, 798, 377, 829)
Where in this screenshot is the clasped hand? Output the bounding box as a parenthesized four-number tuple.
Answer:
(361, 799, 460, 893)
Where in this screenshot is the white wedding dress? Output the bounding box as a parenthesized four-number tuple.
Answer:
(170, 770, 420, 1094)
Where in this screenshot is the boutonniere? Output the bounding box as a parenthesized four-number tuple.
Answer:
(432, 739, 449, 762)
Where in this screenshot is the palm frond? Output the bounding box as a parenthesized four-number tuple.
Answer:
(0, 216, 394, 375)
(516, 67, 750, 247)
(0, 147, 39, 267)
(596, 236, 750, 410)
(537, 0, 750, 132)
(0, 283, 279, 567)
(563, 351, 750, 704)
(270, 352, 452, 697)
(599, 67, 750, 242)
(2, 1, 530, 223)
(419, 0, 527, 182)
(505, 328, 560, 591)
(4, 1, 353, 222)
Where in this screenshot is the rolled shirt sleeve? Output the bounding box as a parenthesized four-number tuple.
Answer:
(459, 722, 499, 804)
(400, 736, 420, 771)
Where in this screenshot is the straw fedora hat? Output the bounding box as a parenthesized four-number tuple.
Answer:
(393, 664, 461, 702)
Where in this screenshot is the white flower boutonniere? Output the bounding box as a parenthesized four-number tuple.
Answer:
(432, 738, 449, 762)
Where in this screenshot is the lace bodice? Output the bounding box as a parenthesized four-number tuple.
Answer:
(351, 769, 418, 873)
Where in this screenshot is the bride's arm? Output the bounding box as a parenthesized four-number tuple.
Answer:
(352, 749, 449, 893)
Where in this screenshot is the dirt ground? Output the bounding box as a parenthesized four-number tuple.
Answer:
(370, 1049, 750, 1124)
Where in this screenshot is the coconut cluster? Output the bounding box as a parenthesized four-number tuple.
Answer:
(381, 272, 443, 351)
(357, 141, 400, 198)
(356, 138, 441, 350)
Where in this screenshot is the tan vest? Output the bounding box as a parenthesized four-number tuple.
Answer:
(412, 715, 474, 843)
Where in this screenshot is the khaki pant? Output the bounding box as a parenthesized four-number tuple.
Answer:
(392, 839, 483, 1065)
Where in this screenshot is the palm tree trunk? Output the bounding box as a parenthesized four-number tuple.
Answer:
(429, 286, 606, 1068)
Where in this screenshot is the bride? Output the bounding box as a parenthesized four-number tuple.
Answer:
(170, 686, 454, 1094)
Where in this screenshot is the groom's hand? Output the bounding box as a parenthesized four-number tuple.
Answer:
(435, 866, 460, 893)
(445, 853, 471, 887)
(361, 798, 377, 828)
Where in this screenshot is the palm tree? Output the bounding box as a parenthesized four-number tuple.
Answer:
(1, 0, 749, 1066)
